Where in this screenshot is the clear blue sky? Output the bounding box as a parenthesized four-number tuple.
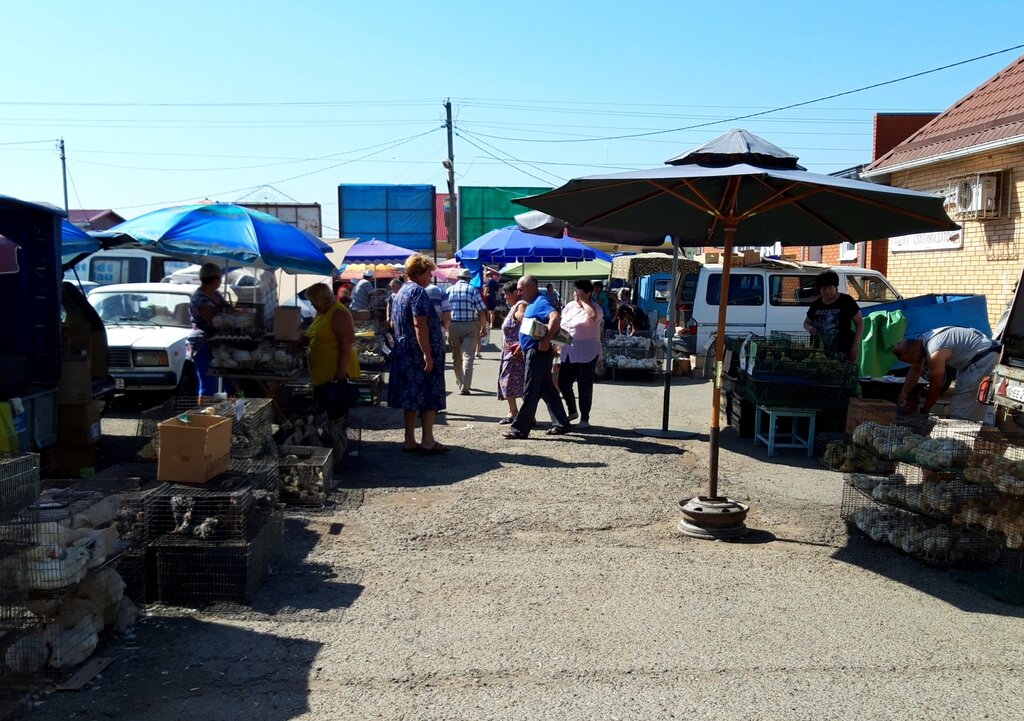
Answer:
(3, 0, 1023, 236)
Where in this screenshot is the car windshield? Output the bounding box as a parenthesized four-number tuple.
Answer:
(89, 291, 193, 327)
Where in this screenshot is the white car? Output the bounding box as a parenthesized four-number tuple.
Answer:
(88, 283, 198, 394)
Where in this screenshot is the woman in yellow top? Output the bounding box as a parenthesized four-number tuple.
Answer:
(305, 283, 359, 460)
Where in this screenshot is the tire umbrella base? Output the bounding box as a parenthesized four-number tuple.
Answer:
(677, 496, 749, 540)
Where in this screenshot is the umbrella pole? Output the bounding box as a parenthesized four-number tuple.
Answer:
(634, 236, 696, 440)
(678, 223, 748, 540)
(707, 226, 735, 499)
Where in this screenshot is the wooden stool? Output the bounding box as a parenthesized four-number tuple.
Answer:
(754, 406, 816, 457)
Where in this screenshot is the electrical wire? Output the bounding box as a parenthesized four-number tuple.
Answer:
(68, 126, 445, 173)
(457, 43, 1024, 144)
(455, 127, 566, 185)
(113, 126, 443, 210)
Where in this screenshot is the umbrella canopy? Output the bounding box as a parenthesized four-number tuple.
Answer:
(342, 239, 415, 265)
(456, 225, 598, 265)
(338, 263, 403, 280)
(516, 128, 959, 519)
(94, 203, 334, 275)
(60, 220, 99, 257)
(517, 129, 957, 248)
(499, 259, 611, 280)
(514, 210, 668, 247)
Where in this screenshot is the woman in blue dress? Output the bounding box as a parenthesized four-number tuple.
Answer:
(387, 253, 449, 454)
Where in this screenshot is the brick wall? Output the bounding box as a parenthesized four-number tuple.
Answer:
(885, 145, 1024, 329)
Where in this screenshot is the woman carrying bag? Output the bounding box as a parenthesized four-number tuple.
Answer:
(305, 283, 360, 460)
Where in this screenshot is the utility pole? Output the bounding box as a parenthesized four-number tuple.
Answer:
(444, 99, 457, 260)
(58, 137, 69, 212)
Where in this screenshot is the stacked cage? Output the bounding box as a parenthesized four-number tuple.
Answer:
(950, 429, 1024, 596)
(275, 382, 360, 469)
(139, 397, 281, 497)
(145, 471, 283, 607)
(278, 446, 335, 506)
(838, 409, 1001, 568)
(737, 332, 856, 422)
(1, 455, 144, 688)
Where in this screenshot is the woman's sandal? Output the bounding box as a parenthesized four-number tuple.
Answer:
(419, 442, 450, 455)
(545, 426, 568, 436)
(498, 415, 515, 425)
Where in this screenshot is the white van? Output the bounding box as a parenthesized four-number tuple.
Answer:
(675, 262, 901, 357)
(65, 249, 192, 288)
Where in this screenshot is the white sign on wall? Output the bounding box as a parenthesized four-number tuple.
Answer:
(890, 230, 962, 252)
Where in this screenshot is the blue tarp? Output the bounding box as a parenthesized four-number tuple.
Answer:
(338, 184, 435, 252)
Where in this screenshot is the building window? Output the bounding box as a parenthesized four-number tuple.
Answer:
(838, 242, 858, 262)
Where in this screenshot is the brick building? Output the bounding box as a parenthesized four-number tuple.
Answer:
(864, 54, 1024, 329)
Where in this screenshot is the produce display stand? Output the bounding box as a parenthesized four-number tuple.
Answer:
(602, 334, 661, 381)
(735, 332, 856, 436)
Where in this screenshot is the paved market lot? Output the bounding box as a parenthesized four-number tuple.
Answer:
(29, 347, 1024, 721)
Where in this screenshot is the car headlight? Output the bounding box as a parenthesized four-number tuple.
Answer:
(133, 350, 169, 367)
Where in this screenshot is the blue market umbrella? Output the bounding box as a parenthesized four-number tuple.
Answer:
(456, 225, 598, 265)
(342, 239, 415, 265)
(60, 220, 99, 257)
(94, 203, 334, 275)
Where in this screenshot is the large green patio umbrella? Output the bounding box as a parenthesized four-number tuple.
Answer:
(516, 129, 959, 538)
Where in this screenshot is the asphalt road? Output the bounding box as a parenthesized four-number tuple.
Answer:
(27, 340, 1024, 720)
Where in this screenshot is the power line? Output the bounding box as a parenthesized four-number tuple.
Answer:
(454, 128, 564, 186)
(68, 127, 445, 173)
(470, 43, 1024, 144)
(0, 138, 55, 146)
(0, 98, 440, 108)
(111, 127, 443, 210)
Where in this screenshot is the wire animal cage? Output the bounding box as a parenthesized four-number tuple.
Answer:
(278, 446, 335, 506)
(841, 488, 999, 569)
(1, 464, 138, 686)
(152, 505, 283, 606)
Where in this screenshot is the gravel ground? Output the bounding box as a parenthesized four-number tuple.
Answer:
(26, 342, 1024, 720)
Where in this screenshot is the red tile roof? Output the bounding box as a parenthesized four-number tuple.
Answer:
(868, 53, 1024, 172)
(67, 209, 125, 227)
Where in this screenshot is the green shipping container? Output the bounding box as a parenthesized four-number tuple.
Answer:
(458, 186, 550, 250)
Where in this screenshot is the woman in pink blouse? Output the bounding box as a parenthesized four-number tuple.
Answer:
(556, 279, 602, 429)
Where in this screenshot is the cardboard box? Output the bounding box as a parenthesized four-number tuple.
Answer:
(695, 251, 747, 267)
(672, 358, 692, 376)
(57, 402, 102, 447)
(740, 250, 761, 266)
(273, 306, 303, 341)
(57, 354, 92, 405)
(845, 398, 897, 434)
(53, 445, 96, 479)
(157, 414, 233, 484)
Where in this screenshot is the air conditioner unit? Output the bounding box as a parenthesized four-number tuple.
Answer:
(951, 173, 999, 220)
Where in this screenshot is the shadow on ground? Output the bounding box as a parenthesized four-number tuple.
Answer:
(249, 516, 364, 616)
(831, 534, 1024, 617)
(25, 616, 324, 721)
